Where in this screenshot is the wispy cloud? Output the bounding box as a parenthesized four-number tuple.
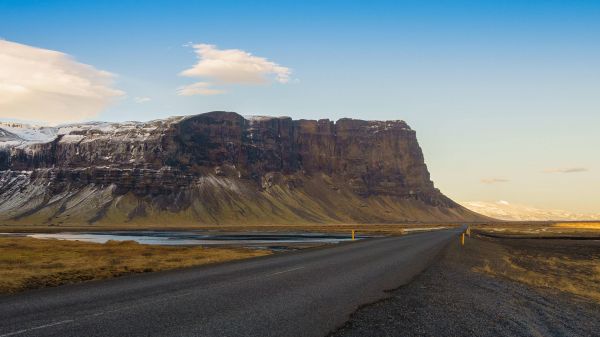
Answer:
(134, 97, 151, 103)
(0, 39, 123, 124)
(178, 43, 291, 95)
(177, 82, 225, 96)
(543, 167, 588, 174)
(481, 178, 509, 184)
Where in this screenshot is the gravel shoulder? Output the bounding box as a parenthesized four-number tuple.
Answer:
(331, 235, 600, 337)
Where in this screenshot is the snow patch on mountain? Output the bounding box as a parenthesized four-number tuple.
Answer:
(0, 116, 186, 148)
(0, 122, 57, 145)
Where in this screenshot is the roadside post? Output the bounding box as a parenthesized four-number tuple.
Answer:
(461, 233, 465, 246)
(352, 230, 355, 241)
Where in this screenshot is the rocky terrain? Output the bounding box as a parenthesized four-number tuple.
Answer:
(0, 111, 484, 226)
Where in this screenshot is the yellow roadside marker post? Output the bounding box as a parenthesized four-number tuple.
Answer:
(352, 230, 355, 241)
(461, 233, 465, 246)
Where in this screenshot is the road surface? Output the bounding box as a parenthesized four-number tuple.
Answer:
(0, 228, 462, 337)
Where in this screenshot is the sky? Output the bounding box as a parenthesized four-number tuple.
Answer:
(1, 0, 599, 214)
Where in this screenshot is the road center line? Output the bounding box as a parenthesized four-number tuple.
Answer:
(0, 320, 74, 337)
(267, 266, 305, 277)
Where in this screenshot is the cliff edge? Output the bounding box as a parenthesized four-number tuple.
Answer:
(0, 111, 485, 226)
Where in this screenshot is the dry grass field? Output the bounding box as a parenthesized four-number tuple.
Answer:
(0, 237, 270, 294)
(472, 222, 600, 238)
(554, 222, 600, 230)
(471, 234, 600, 303)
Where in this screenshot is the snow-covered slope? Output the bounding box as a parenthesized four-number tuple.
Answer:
(0, 117, 185, 148)
(0, 122, 58, 147)
(461, 200, 600, 221)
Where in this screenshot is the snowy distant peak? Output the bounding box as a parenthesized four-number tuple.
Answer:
(461, 200, 600, 221)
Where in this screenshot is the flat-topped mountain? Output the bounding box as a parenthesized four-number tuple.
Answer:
(0, 111, 485, 226)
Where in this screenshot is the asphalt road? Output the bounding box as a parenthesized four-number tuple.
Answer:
(0, 228, 462, 337)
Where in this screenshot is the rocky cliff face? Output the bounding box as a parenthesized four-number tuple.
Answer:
(0, 111, 484, 226)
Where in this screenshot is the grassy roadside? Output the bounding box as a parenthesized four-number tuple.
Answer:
(470, 224, 600, 302)
(469, 235, 600, 303)
(0, 237, 270, 294)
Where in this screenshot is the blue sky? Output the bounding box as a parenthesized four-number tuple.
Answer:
(1, 0, 599, 213)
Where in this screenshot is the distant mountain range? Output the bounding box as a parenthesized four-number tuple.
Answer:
(461, 200, 600, 221)
(0, 111, 485, 226)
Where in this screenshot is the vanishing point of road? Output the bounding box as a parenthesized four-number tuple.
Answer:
(0, 228, 463, 337)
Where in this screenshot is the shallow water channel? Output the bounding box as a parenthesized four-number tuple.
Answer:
(15, 231, 369, 250)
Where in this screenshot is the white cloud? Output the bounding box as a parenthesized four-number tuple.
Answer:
(179, 43, 291, 95)
(177, 82, 225, 96)
(0, 39, 123, 124)
(543, 167, 588, 174)
(481, 178, 509, 184)
(134, 97, 151, 103)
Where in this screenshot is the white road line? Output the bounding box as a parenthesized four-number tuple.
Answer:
(268, 266, 305, 277)
(0, 320, 74, 337)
